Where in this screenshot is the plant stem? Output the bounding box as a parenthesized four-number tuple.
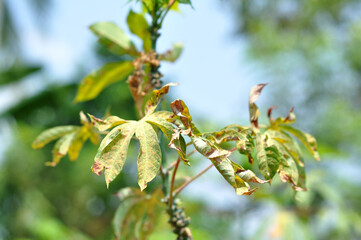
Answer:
(173, 164, 213, 196)
(159, 0, 177, 27)
(168, 157, 181, 214)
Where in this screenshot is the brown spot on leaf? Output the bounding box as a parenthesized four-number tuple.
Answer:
(92, 160, 104, 176)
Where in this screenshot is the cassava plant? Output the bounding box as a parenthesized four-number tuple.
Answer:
(32, 1, 320, 239)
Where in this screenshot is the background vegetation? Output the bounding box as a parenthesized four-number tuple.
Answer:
(0, 0, 360, 239)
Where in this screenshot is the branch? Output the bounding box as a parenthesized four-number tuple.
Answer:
(168, 157, 181, 214)
(173, 164, 213, 196)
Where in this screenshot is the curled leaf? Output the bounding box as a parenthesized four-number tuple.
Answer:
(170, 99, 200, 135)
(280, 125, 320, 161)
(168, 128, 189, 165)
(144, 83, 178, 116)
(236, 169, 269, 184)
(88, 114, 127, 132)
(249, 83, 267, 128)
(256, 132, 281, 180)
(160, 43, 184, 62)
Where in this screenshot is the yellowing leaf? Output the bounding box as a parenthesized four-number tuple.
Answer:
(170, 99, 200, 134)
(256, 132, 280, 180)
(94, 122, 137, 187)
(192, 137, 231, 159)
(144, 83, 178, 116)
(88, 113, 127, 132)
(168, 128, 188, 164)
(136, 120, 162, 191)
(75, 61, 134, 102)
(48, 132, 77, 166)
(209, 157, 257, 195)
(127, 10, 152, 52)
(90, 22, 138, 56)
(113, 188, 163, 240)
(249, 83, 267, 128)
(280, 125, 320, 161)
(32, 126, 79, 149)
(68, 126, 90, 161)
(160, 43, 184, 62)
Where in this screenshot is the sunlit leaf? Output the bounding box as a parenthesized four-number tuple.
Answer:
(256, 132, 280, 180)
(47, 132, 77, 166)
(249, 83, 267, 128)
(127, 10, 152, 52)
(68, 126, 90, 161)
(90, 22, 138, 56)
(160, 43, 183, 62)
(113, 188, 163, 240)
(32, 126, 79, 149)
(144, 83, 178, 116)
(136, 120, 162, 191)
(168, 128, 188, 164)
(170, 99, 201, 134)
(75, 61, 134, 102)
(88, 114, 127, 132)
(203, 124, 255, 163)
(270, 107, 296, 126)
(192, 137, 231, 159)
(93, 122, 137, 187)
(280, 125, 320, 161)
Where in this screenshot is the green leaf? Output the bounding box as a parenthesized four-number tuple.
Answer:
(177, 0, 192, 4)
(144, 83, 178, 116)
(32, 126, 79, 149)
(256, 132, 280, 180)
(192, 136, 261, 195)
(236, 169, 269, 184)
(209, 157, 257, 195)
(113, 188, 163, 240)
(75, 61, 134, 102)
(263, 129, 307, 191)
(170, 99, 201, 135)
(88, 114, 127, 132)
(192, 137, 231, 159)
(90, 22, 138, 56)
(93, 122, 137, 187)
(203, 125, 255, 163)
(127, 10, 152, 52)
(0, 64, 41, 86)
(280, 125, 320, 161)
(249, 83, 267, 128)
(136, 120, 162, 191)
(161, 43, 183, 62)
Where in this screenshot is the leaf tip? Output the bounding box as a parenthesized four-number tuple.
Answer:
(92, 160, 104, 176)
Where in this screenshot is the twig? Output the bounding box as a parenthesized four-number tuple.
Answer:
(186, 149, 197, 157)
(159, 0, 177, 27)
(173, 164, 213, 196)
(168, 157, 181, 215)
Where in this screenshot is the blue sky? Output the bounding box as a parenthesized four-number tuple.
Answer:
(4, 0, 268, 126)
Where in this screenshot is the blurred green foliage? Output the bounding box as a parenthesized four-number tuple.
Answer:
(1, 0, 361, 239)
